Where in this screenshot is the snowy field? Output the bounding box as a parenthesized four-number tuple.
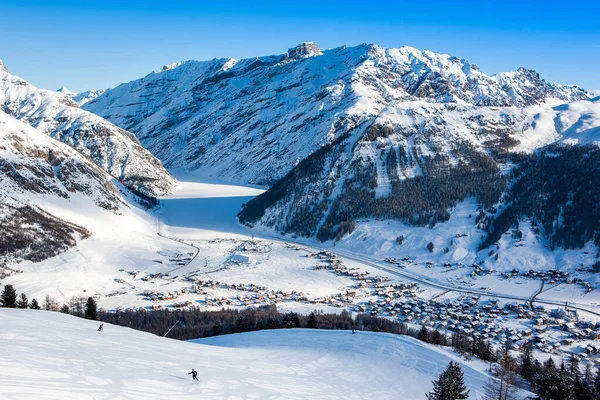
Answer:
(4, 169, 600, 374)
(0, 309, 530, 400)
(6, 168, 598, 311)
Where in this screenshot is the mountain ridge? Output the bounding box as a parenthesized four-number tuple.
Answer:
(83, 42, 589, 187)
(0, 65, 177, 196)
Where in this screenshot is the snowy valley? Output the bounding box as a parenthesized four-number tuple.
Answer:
(1, 40, 600, 400)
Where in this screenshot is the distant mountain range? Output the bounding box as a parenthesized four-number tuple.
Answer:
(0, 59, 176, 267)
(83, 42, 591, 186)
(80, 42, 600, 251)
(1, 41, 600, 266)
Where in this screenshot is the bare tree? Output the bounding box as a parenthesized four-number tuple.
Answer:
(483, 344, 518, 400)
(44, 294, 60, 311)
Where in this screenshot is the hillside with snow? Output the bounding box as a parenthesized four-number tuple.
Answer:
(79, 42, 600, 256)
(0, 309, 530, 400)
(83, 42, 590, 187)
(0, 61, 176, 196)
(0, 110, 125, 267)
(0, 109, 190, 292)
(57, 87, 107, 106)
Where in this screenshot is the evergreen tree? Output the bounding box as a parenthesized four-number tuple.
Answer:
(212, 321, 222, 336)
(84, 297, 98, 320)
(16, 293, 29, 309)
(594, 368, 600, 399)
(431, 329, 444, 346)
(60, 304, 70, 314)
(555, 362, 574, 400)
(307, 312, 318, 329)
(426, 361, 470, 400)
(29, 298, 40, 309)
(418, 325, 429, 342)
(427, 242, 435, 253)
(537, 358, 560, 400)
(575, 364, 595, 400)
(1, 284, 17, 308)
(266, 316, 281, 329)
(282, 312, 300, 328)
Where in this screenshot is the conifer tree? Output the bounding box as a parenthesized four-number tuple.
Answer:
(282, 312, 300, 328)
(84, 297, 98, 320)
(431, 329, 444, 346)
(418, 325, 429, 342)
(307, 312, 318, 329)
(266, 316, 281, 329)
(555, 362, 574, 400)
(1, 284, 17, 308)
(426, 361, 470, 400)
(212, 321, 222, 336)
(537, 358, 560, 399)
(16, 293, 29, 309)
(60, 304, 70, 314)
(29, 298, 40, 309)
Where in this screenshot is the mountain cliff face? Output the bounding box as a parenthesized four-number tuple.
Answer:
(239, 97, 600, 245)
(83, 43, 598, 248)
(0, 63, 176, 196)
(0, 110, 127, 269)
(84, 43, 588, 186)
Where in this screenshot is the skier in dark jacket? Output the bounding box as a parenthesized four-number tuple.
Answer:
(188, 368, 198, 381)
(97, 324, 104, 332)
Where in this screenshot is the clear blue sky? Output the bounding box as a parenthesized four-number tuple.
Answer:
(0, 0, 598, 92)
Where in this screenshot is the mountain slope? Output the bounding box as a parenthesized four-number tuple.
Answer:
(238, 96, 600, 242)
(84, 42, 588, 186)
(0, 110, 125, 269)
(1, 309, 507, 399)
(57, 87, 106, 106)
(0, 62, 176, 196)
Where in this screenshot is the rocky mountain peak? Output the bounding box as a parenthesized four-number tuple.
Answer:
(56, 87, 76, 96)
(0, 59, 6, 72)
(287, 42, 321, 59)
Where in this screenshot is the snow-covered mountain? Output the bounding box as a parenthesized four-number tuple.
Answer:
(83, 42, 588, 186)
(0, 61, 176, 196)
(57, 87, 106, 106)
(0, 110, 125, 267)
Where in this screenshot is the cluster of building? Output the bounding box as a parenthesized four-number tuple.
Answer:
(143, 288, 189, 301)
(186, 278, 353, 308)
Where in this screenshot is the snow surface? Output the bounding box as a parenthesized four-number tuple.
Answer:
(0, 309, 527, 399)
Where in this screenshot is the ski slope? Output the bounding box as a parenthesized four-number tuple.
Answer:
(0, 309, 525, 400)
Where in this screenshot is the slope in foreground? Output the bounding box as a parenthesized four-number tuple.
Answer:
(0, 309, 509, 400)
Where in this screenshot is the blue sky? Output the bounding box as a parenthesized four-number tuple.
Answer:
(0, 0, 598, 92)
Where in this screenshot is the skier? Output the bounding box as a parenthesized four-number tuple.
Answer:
(188, 368, 198, 381)
(97, 324, 104, 332)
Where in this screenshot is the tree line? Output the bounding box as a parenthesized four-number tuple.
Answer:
(0, 283, 99, 320)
